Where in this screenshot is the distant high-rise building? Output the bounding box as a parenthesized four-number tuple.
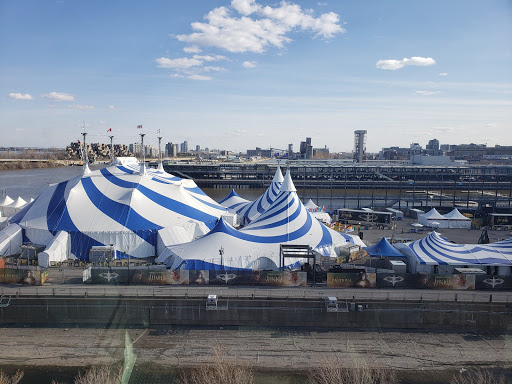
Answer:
(180, 141, 188, 153)
(300, 138, 313, 159)
(173, 144, 179, 156)
(353, 130, 367, 163)
(288, 143, 293, 155)
(426, 139, 440, 152)
(196, 145, 200, 152)
(165, 142, 173, 157)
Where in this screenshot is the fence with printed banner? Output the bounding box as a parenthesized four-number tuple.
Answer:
(327, 272, 376, 288)
(0, 266, 47, 286)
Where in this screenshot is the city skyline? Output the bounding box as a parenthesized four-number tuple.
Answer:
(1, 0, 510, 152)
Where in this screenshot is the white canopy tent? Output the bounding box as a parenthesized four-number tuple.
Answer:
(37, 231, 72, 268)
(304, 199, 319, 211)
(2, 196, 27, 217)
(418, 208, 449, 228)
(444, 208, 471, 229)
(0, 223, 23, 257)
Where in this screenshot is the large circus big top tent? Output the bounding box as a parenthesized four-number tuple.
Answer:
(0, 158, 234, 261)
(157, 170, 355, 270)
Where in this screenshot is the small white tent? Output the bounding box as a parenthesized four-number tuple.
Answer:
(0, 223, 23, 256)
(2, 196, 27, 217)
(304, 199, 319, 211)
(444, 208, 471, 229)
(37, 231, 71, 268)
(0, 195, 14, 216)
(418, 208, 449, 228)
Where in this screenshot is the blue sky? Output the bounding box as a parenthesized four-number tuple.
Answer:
(1, 0, 510, 153)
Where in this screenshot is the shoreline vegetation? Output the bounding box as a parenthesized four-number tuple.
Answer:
(0, 161, 65, 171)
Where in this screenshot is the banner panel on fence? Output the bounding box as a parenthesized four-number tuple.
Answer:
(431, 274, 475, 290)
(327, 272, 376, 288)
(475, 275, 512, 290)
(0, 267, 46, 285)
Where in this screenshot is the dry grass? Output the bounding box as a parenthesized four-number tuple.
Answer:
(177, 345, 254, 384)
(308, 357, 396, 384)
(0, 370, 24, 384)
(450, 368, 508, 384)
(72, 365, 123, 384)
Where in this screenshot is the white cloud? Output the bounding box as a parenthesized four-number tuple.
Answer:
(439, 72, 448, 76)
(415, 90, 441, 96)
(176, 1, 344, 53)
(68, 104, 94, 110)
(188, 74, 213, 81)
(203, 66, 225, 72)
(242, 61, 257, 68)
(9, 92, 32, 100)
(376, 56, 436, 70)
(155, 57, 203, 69)
(42, 92, 74, 101)
(184, 46, 202, 53)
(192, 54, 227, 62)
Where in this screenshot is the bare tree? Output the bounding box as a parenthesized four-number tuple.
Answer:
(450, 368, 508, 384)
(177, 345, 254, 384)
(0, 370, 24, 384)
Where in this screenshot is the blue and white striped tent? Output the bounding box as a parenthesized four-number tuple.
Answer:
(398, 231, 512, 267)
(2, 158, 233, 261)
(223, 166, 284, 225)
(218, 190, 251, 212)
(157, 169, 354, 270)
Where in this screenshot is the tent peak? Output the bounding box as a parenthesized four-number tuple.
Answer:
(280, 169, 296, 192)
(272, 165, 284, 183)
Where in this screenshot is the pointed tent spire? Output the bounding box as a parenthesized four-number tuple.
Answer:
(272, 165, 284, 183)
(280, 169, 296, 192)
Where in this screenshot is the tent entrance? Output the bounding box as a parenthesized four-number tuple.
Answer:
(280, 244, 316, 283)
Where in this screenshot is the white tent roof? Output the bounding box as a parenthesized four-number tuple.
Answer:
(218, 189, 251, 211)
(304, 199, 319, 210)
(157, 169, 354, 270)
(0, 195, 14, 207)
(444, 208, 470, 220)
(420, 208, 446, 220)
(405, 231, 512, 265)
(234, 166, 284, 223)
(37, 231, 71, 268)
(0, 223, 23, 257)
(6, 160, 233, 260)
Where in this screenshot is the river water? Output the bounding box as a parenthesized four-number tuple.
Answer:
(0, 166, 388, 210)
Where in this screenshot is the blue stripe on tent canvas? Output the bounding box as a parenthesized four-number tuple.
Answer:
(81, 176, 162, 232)
(51, 205, 105, 260)
(248, 193, 293, 224)
(413, 240, 448, 265)
(227, 201, 248, 210)
(218, 190, 240, 204)
(315, 224, 333, 254)
(100, 168, 218, 228)
(184, 186, 208, 196)
(188, 194, 228, 212)
(9, 200, 34, 224)
(426, 236, 512, 264)
(210, 213, 313, 243)
(46, 180, 69, 231)
(116, 165, 136, 175)
(177, 258, 301, 271)
(243, 199, 301, 231)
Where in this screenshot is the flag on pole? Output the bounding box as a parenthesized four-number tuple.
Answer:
(77, 139, 81, 144)
(107, 128, 112, 132)
(137, 125, 142, 129)
(157, 129, 160, 133)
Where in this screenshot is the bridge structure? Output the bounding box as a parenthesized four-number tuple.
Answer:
(162, 161, 512, 211)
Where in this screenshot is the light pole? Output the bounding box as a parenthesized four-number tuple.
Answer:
(109, 135, 114, 162)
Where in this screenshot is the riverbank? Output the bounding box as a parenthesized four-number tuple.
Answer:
(0, 160, 64, 171)
(0, 327, 510, 383)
